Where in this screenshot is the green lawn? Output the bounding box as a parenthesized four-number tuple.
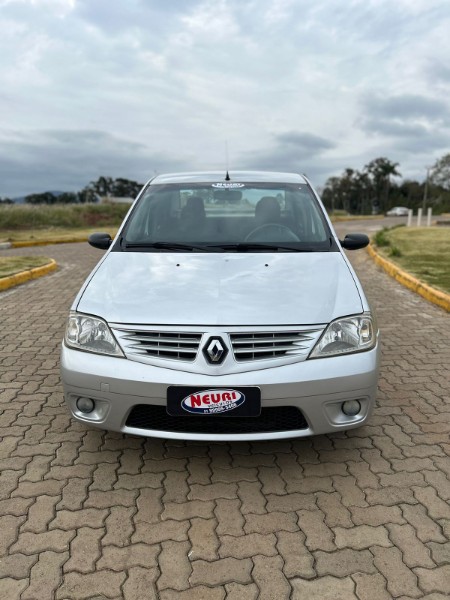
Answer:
(0, 227, 118, 244)
(0, 256, 51, 278)
(376, 227, 450, 294)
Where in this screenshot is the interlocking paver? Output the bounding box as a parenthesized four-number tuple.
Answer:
(157, 540, 191, 591)
(291, 574, 357, 599)
(123, 567, 159, 600)
(352, 573, 391, 600)
(10, 529, 75, 555)
(63, 527, 104, 573)
(297, 509, 335, 551)
(252, 555, 291, 600)
(215, 498, 245, 536)
(21, 550, 68, 600)
(56, 570, 127, 599)
(97, 543, 159, 571)
(188, 517, 219, 561)
(334, 524, 391, 549)
(103, 506, 135, 547)
(1, 225, 449, 598)
(224, 582, 259, 600)
(237, 480, 266, 514)
(316, 491, 353, 527)
(387, 523, 435, 568)
(161, 500, 214, 521)
(0, 553, 37, 579)
(219, 532, 277, 558)
(315, 548, 376, 577)
(372, 546, 422, 598)
(276, 530, 315, 579)
(190, 557, 253, 586)
(414, 565, 450, 595)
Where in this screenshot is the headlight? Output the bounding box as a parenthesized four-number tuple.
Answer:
(65, 312, 124, 357)
(309, 313, 376, 359)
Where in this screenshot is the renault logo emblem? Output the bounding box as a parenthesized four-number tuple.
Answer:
(203, 336, 228, 365)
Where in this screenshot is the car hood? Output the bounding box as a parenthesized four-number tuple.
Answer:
(77, 252, 363, 326)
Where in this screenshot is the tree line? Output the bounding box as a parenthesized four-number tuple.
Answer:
(2, 154, 450, 212)
(321, 153, 450, 214)
(0, 176, 143, 205)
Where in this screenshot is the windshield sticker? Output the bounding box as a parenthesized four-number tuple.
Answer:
(212, 183, 245, 189)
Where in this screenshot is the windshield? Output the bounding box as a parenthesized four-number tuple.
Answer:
(118, 182, 333, 252)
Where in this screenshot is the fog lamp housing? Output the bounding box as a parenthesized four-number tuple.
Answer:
(342, 400, 361, 416)
(76, 397, 95, 414)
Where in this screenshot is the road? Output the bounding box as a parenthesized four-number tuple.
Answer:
(1, 218, 449, 599)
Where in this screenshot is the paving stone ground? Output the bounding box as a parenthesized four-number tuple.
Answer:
(1, 222, 449, 599)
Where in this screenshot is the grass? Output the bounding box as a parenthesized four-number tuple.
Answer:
(330, 214, 384, 222)
(0, 256, 51, 278)
(374, 227, 450, 294)
(0, 227, 118, 243)
(0, 203, 129, 231)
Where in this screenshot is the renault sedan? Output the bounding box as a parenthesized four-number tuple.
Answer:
(61, 171, 380, 440)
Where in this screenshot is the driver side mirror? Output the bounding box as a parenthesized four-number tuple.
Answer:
(88, 232, 113, 250)
(340, 233, 369, 250)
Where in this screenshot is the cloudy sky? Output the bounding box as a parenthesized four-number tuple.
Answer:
(1, 0, 450, 197)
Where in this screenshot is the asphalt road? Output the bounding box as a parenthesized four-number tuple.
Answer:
(0, 218, 449, 599)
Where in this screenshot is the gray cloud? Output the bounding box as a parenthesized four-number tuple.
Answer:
(0, 130, 189, 197)
(363, 93, 449, 123)
(1, 0, 450, 195)
(358, 92, 450, 156)
(239, 131, 336, 176)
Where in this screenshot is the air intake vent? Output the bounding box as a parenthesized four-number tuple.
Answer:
(115, 330, 202, 361)
(126, 405, 308, 434)
(230, 330, 321, 362)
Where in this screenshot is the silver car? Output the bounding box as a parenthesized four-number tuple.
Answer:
(61, 171, 380, 441)
(386, 206, 409, 216)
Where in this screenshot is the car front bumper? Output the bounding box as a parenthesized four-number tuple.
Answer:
(61, 340, 380, 441)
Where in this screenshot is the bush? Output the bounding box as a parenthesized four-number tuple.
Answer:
(389, 246, 402, 257)
(373, 228, 390, 247)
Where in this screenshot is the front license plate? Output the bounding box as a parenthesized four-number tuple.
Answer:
(167, 386, 261, 417)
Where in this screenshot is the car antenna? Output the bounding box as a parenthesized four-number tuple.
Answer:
(225, 140, 230, 180)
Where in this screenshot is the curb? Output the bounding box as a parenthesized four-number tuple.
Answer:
(0, 237, 89, 250)
(0, 259, 58, 292)
(366, 244, 450, 312)
(11, 237, 87, 248)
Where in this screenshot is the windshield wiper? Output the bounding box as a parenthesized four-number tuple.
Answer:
(124, 242, 219, 252)
(205, 243, 315, 252)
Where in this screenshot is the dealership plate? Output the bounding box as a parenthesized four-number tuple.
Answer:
(167, 386, 261, 417)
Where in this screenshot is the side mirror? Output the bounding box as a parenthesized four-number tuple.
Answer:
(88, 232, 112, 250)
(340, 233, 369, 250)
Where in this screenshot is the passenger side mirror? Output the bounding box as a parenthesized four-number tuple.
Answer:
(88, 232, 113, 250)
(340, 233, 369, 250)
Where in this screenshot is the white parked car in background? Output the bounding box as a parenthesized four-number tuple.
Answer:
(386, 206, 409, 216)
(61, 171, 380, 441)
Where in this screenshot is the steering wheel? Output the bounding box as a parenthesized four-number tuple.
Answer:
(245, 223, 300, 243)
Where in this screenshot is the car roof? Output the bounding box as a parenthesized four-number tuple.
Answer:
(150, 171, 308, 185)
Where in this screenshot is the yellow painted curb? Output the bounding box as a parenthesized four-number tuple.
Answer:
(0, 259, 58, 292)
(11, 237, 87, 248)
(366, 244, 450, 312)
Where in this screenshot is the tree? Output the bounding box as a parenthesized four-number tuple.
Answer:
(430, 153, 450, 190)
(57, 192, 78, 204)
(25, 192, 57, 204)
(78, 188, 98, 203)
(364, 157, 401, 213)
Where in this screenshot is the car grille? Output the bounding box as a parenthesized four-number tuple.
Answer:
(115, 329, 202, 361)
(126, 405, 308, 434)
(230, 329, 321, 362)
